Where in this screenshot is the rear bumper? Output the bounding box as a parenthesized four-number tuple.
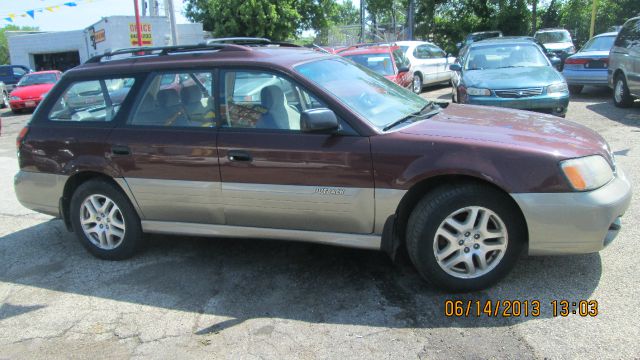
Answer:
(512, 168, 632, 255)
(14, 171, 67, 217)
(467, 94, 570, 116)
(563, 68, 608, 86)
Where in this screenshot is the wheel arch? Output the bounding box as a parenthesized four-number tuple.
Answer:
(382, 174, 529, 260)
(60, 171, 137, 231)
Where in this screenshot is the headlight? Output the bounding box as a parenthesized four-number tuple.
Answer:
(467, 87, 491, 96)
(560, 155, 613, 191)
(10, 96, 20, 100)
(547, 82, 568, 96)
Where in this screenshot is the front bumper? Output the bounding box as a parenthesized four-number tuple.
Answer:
(466, 93, 570, 116)
(9, 98, 41, 110)
(512, 168, 632, 255)
(563, 68, 608, 86)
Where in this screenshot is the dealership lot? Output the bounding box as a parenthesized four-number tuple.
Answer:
(0, 86, 639, 358)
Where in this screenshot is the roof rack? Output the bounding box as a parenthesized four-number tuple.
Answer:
(205, 37, 302, 48)
(85, 43, 248, 64)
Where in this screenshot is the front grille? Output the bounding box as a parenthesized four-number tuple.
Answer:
(494, 87, 544, 98)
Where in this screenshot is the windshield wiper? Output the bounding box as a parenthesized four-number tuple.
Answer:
(383, 103, 441, 131)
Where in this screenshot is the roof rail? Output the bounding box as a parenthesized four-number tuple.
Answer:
(85, 43, 248, 64)
(205, 37, 302, 48)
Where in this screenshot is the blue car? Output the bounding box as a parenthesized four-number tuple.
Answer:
(450, 38, 570, 117)
(562, 32, 618, 94)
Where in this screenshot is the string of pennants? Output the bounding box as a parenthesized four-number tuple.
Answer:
(3, 0, 97, 23)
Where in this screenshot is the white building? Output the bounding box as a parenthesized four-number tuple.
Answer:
(7, 16, 204, 71)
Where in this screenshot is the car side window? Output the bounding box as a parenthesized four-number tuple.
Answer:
(414, 45, 432, 59)
(13, 67, 26, 77)
(615, 19, 639, 49)
(429, 45, 446, 58)
(220, 70, 326, 131)
(392, 49, 410, 69)
(48, 78, 135, 122)
(129, 71, 215, 127)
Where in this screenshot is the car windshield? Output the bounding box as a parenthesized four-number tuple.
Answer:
(342, 53, 395, 76)
(581, 35, 616, 52)
(535, 31, 571, 44)
(465, 44, 549, 70)
(17, 73, 56, 86)
(295, 58, 429, 130)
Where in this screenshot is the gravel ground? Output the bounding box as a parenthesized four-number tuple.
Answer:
(0, 85, 638, 359)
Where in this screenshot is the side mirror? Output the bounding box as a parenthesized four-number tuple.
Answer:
(300, 108, 339, 133)
(397, 66, 410, 74)
(456, 42, 462, 49)
(449, 63, 462, 71)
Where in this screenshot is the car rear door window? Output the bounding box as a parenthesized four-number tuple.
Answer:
(129, 71, 215, 127)
(614, 19, 639, 49)
(414, 45, 433, 59)
(220, 70, 326, 131)
(48, 78, 134, 122)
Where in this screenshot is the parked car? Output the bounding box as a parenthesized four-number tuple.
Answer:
(534, 28, 576, 69)
(338, 44, 414, 91)
(562, 32, 619, 94)
(450, 37, 570, 117)
(396, 41, 456, 93)
(0, 81, 8, 109)
(9, 70, 62, 113)
(609, 16, 640, 107)
(457, 31, 503, 50)
(0, 65, 31, 91)
(14, 41, 631, 292)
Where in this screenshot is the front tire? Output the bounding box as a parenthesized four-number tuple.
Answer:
(70, 179, 143, 260)
(1, 92, 8, 108)
(613, 75, 634, 108)
(568, 85, 583, 95)
(406, 183, 526, 292)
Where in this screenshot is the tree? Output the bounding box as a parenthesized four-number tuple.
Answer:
(1, 25, 39, 64)
(332, 0, 359, 25)
(184, 0, 302, 40)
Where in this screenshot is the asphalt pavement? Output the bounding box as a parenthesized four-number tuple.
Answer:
(0, 86, 638, 359)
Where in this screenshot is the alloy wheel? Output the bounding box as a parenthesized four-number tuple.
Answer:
(80, 194, 126, 250)
(614, 79, 624, 104)
(413, 75, 422, 94)
(432, 206, 508, 279)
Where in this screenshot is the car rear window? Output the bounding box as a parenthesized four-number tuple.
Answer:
(48, 78, 135, 122)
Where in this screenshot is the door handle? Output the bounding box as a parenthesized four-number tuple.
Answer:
(227, 150, 252, 162)
(111, 144, 131, 156)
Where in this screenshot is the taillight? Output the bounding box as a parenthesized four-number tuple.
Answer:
(16, 126, 29, 151)
(564, 58, 589, 65)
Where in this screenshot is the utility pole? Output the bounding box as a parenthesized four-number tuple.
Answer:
(360, 0, 365, 43)
(589, 0, 598, 38)
(407, 0, 415, 40)
(133, 0, 143, 46)
(165, 0, 178, 45)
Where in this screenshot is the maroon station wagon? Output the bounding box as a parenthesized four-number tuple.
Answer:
(14, 41, 631, 292)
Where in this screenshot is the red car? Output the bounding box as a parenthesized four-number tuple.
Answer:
(9, 70, 62, 114)
(338, 44, 414, 90)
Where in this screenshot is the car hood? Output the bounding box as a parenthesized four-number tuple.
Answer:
(570, 50, 609, 59)
(543, 42, 573, 50)
(463, 66, 563, 89)
(10, 83, 54, 98)
(400, 103, 611, 161)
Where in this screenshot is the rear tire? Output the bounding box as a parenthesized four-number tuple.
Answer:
(613, 75, 634, 108)
(70, 179, 143, 260)
(412, 74, 423, 94)
(406, 183, 526, 292)
(568, 85, 583, 95)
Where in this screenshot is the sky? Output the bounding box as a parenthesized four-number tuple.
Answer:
(1, 0, 190, 31)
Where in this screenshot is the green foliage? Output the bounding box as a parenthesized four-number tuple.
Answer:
(0, 25, 39, 64)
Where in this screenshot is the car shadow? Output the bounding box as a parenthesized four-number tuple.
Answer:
(0, 219, 602, 332)
(0, 108, 30, 118)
